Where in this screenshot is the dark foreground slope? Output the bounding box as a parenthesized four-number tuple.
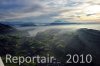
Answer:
(78, 28, 100, 64)
(0, 23, 30, 36)
(63, 28, 100, 65)
(0, 23, 16, 34)
(34, 28, 100, 66)
(0, 27, 100, 66)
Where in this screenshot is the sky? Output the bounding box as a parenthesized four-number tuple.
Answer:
(0, 0, 100, 23)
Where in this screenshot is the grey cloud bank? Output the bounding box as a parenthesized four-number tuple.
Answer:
(0, 0, 100, 23)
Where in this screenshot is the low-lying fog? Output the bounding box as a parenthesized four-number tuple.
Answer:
(16, 24, 100, 36)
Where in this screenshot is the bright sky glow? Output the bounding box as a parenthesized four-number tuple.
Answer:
(0, 0, 100, 23)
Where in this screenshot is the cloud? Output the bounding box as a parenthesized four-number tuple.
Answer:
(0, 0, 100, 23)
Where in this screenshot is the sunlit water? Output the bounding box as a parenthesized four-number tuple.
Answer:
(17, 24, 100, 36)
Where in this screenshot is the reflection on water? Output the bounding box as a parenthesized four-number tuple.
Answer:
(17, 24, 100, 36)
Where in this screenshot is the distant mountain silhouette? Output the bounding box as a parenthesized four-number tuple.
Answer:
(0, 22, 36, 27)
(19, 22, 36, 27)
(49, 20, 78, 25)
